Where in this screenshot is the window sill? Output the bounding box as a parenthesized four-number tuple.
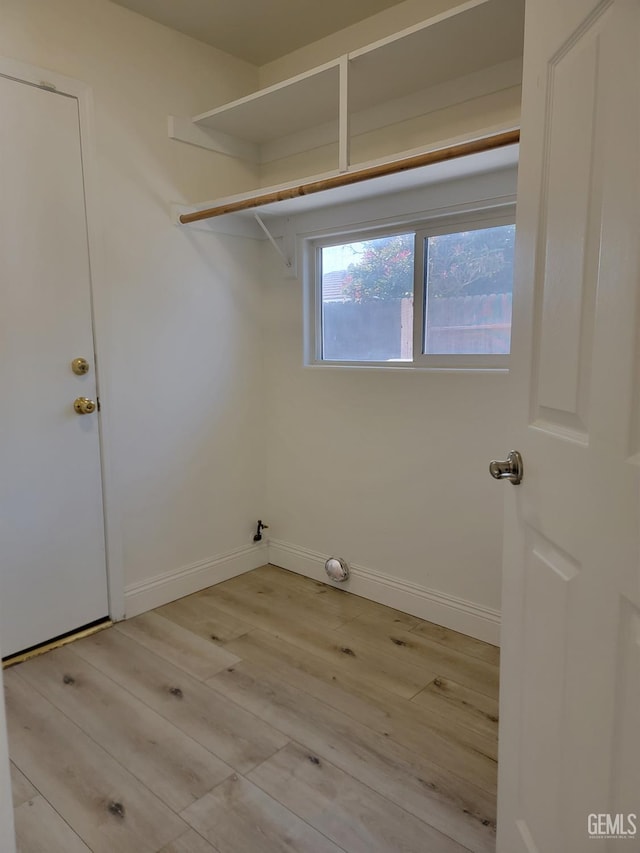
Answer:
(304, 360, 510, 374)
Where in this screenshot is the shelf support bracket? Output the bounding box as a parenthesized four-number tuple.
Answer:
(254, 213, 292, 269)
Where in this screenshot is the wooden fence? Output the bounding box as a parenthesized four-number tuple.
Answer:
(322, 293, 512, 360)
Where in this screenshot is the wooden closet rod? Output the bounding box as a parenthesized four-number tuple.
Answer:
(179, 129, 520, 225)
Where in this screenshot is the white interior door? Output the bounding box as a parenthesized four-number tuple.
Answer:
(497, 1, 640, 850)
(0, 74, 109, 658)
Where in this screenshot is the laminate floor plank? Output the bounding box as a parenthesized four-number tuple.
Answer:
(205, 580, 348, 632)
(204, 584, 436, 699)
(224, 625, 418, 711)
(412, 677, 500, 739)
(155, 596, 253, 646)
(72, 628, 288, 773)
(335, 618, 499, 700)
(226, 630, 498, 763)
(245, 564, 336, 595)
(337, 599, 423, 632)
(409, 620, 500, 666)
(115, 611, 240, 681)
(4, 670, 186, 853)
(17, 646, 232, 812)
(250, 566, 422, 630)
(14, 796, 90, 853)
(207, 661, 497, 852)
(158, 829, 221, 853)
(181, 774, 344, 853)
(236, 567, 370, 622)
(10, 763, 37, 808)
(249, 741, 469, 853)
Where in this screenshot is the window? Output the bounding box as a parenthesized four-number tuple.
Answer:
(309, 211, 515, 369)
(320, 233, 415, 362)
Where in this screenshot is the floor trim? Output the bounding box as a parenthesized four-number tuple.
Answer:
(2, 619, 112, 670)
(268, 538, 501, 645)
(124, 542, 268, 618)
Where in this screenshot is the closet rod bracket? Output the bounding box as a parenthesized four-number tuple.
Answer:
(254, 213, 292, 269)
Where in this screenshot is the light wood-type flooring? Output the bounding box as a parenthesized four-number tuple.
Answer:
(6, 564, 500, 853)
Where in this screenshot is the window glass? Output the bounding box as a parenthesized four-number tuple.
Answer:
(423, 224, 515, 355)
(320, 234, 414, 362)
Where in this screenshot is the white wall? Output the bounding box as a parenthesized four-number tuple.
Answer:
(260, 0, 464, 86)
(0, 0, 268, 613)
(264, 168, 516, 643)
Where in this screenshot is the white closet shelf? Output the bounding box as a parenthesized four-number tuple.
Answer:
(192, 61, 340, 144)
(169, 0, 524, 189)
(349, 0, 523, 112)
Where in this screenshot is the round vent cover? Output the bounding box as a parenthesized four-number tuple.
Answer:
(324, 557, 350, 582)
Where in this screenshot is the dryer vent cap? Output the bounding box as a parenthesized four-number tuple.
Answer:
(325, 557, 350, 582)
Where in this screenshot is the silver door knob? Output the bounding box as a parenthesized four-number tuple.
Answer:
(489, 450, 523, 485)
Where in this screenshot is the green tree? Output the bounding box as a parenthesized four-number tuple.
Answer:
(427, 225, 515, 298)
(343, 226, 515, 301)
(343, 234, 413, 302)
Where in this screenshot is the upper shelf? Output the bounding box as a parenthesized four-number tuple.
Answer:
(170, 0, 524, 214)
(192, 61, 340, 144)
(348, 0, 524, 113)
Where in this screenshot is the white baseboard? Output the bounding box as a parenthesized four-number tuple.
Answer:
(123, 537, 500, 645)
(268, 539, 500, 646)
(124, 543, 268, 618)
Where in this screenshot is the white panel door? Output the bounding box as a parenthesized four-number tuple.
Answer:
(497, 1, 640, 851)
(0, 75, 109, 657)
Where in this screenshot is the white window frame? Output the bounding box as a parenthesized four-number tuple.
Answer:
(305, 205, 516, 371)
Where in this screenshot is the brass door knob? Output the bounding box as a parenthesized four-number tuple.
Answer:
(71, 357, 90, 375)
(74, 397, 96, 415)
